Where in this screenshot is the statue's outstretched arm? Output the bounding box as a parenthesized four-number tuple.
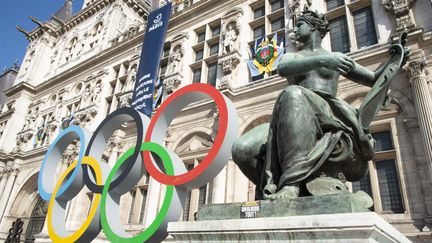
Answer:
(344, 58, 390, 87)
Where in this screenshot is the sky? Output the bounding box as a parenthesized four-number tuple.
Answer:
(0, 0, 84, 72)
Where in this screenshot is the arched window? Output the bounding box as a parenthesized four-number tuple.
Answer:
(65, 37, 78, 61)
(90, 22, 103, 48)
(24, 196, 48, 243)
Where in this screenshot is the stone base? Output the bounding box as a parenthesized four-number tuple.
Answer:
(168, 212, 411, 242)
(197, 193, 370, 220)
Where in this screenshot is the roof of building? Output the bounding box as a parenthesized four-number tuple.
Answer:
(53, 0, 74, 22)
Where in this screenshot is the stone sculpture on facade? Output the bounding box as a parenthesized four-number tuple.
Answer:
(383, 0, 417, 31)
(166, 45, 184, 75)
(232, 9, 409, 202)
(77, 86, 92, 111)
(222, 22, 238, 54)
(219, 19, 241, 89)
(165, 44, 184, 93)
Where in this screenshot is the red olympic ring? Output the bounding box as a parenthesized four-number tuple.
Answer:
(144, 83, 229, 185)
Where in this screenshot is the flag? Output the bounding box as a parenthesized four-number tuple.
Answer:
(131, 2, 172, 117)
(247, 33, 285, 77)
(153, 78, 163, 110)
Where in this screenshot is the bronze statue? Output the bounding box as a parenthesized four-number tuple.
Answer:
(232, 9, 409, 201)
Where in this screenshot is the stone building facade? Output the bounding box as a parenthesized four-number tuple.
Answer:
(0, 0, 431, 242)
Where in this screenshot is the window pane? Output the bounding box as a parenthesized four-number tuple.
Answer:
(212, 26, 220, 37)
(271, 17, 285, 32)
(160, 64, 167, 75)
(254, 25, 265, 40)
(182, 164, 194, 221)
(210, 43, 219, 56)
(163, 47, 170, 58)
(376, 160, 404, 213)
(128, 190, 137, 224)
(198, 185, 207, 209)
(372, 131, 393, 152)
(139, 189, 148, 223)
(197, 32, 205, 43)
(353, 6, 378, 49)
(195, 50, 203, 61)
(254, 6, 265, 19)
(327, 0, 345, 11)
(193, 68, 201, 83)
(351, 172, 374, 210)
(271, 0, 284, 12)
(207, 63, 217, 86)
(329, 16, 350, 53)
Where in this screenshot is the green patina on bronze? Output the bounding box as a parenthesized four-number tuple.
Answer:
(231, 9, 409, 202)
(197, 193, 370, 221)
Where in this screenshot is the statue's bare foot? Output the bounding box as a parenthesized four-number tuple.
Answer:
(264, 185, 299, 200)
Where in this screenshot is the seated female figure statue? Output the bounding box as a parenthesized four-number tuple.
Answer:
(232, 9, 408, 200)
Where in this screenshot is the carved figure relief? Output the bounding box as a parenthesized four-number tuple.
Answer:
(167, 45, 184, 75)
(382, 0, 416, 30)
(92, 82, 102, 105)
(78, 86, 93, 110)
(222, 21, 239, 54)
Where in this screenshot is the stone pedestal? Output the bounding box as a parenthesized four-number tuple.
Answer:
(168, 212, 411, 242)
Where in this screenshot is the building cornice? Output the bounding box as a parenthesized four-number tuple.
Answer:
(27, 0, 149, 43)
(4, 82, 36, 97)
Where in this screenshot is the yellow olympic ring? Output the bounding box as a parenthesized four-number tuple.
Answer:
(47, 157, 102, 243)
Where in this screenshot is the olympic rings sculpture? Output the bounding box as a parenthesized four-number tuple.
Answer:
(37, 83, 239, 242)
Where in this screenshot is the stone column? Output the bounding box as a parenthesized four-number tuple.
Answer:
(107, 134, 122, 168)
(0, 168, 18, 222)
(211, 167, 227, 203)
(405, 58, 432, 183)
(0, 162, 7, 200)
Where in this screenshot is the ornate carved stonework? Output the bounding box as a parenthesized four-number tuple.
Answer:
(405, 58, 428, 80)
(164, 74, 182, 94)
(15, 130, 34, 152)
(222, 21, 240, 54)
(218, 51, 241, 89)
(62, 144, 79, 164)
(383, 0, 416, 31)
(107, 134, 124, 153)
(73, 106, 98, 126)
(287, 0, 311, 49)
(166, 45, 184, 75)
(118, 94, 132, 108)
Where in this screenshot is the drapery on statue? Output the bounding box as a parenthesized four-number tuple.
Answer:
(232, 9, 409, 201)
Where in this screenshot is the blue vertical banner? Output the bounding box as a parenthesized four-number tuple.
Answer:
(131, 2, 172, 116)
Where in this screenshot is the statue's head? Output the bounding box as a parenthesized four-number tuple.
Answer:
(296, 9, 329, 41)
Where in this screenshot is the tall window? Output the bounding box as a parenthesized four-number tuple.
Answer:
(271, 17, 285, 33)
(128, 190, 137, 224)
(25, 196, 48, 242)
(352, 130, 404, 214)
(139, 188, 148, 223)
(197, 31, 206, 43)
(329, 16, 350, 53)
(254, 6, 265, 19)
(325, 1, 378, 53)
(253, 25, 265, 40)
(210, 43, 219, 56)
(195, 49, 203, 61)
(326, 0, 345, 11)
(193, 68, 201, 83)
(270, 0, 284, 12)
(182, 164, 194, 221)
(353, 6, 378, 49)
(211, 25, 220, 37)
(207, 63, 217, 87)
